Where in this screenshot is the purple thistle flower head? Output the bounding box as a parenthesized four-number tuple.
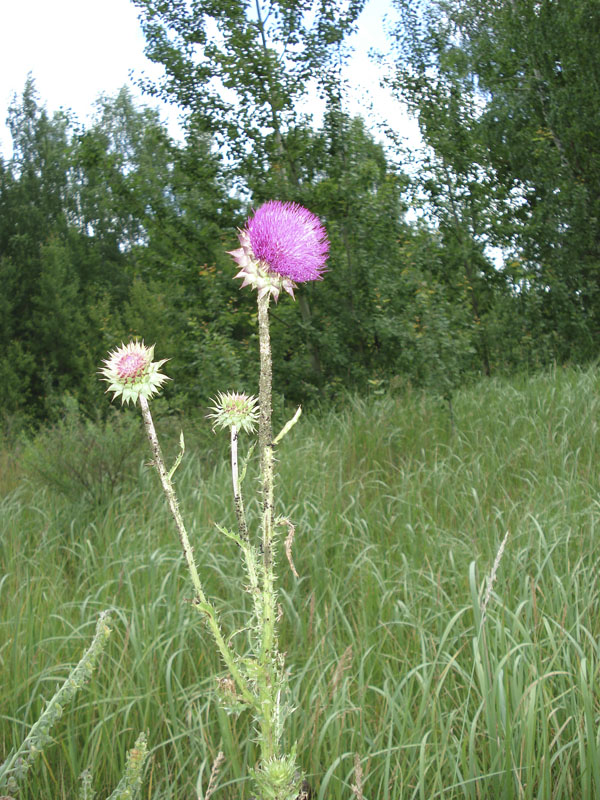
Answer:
(248, 201, 329, 283)
(99, 341, 169, 405)
(229, 200, 329, 300)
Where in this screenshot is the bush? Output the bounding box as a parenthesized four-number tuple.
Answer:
(21, 396, 145, 504)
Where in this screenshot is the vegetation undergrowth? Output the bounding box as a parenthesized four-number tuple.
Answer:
(2, 364, 600, 798)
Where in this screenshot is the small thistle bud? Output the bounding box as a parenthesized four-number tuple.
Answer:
(228, 201, 329, 301)
(100, 341, 169, 406)
(252, 754, 299, 800)
(207, 392, 259, 434)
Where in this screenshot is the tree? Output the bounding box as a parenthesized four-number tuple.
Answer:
(133, 0, 366, 193)
(0, 78, 74, 416)
(0, 81, 239, 420)
(389, 0, 600, 364)
(71, 88, 250, 408)
(132, 0, 372, 389)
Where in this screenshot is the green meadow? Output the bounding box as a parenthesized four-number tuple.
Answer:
(2, 365, 600, 799)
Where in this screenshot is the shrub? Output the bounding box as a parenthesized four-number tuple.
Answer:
(21, 396, 144, 505)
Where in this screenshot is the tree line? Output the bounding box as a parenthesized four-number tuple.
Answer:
(1, 0, 598, 425)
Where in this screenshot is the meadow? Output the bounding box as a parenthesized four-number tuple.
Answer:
(2, 365, 600, 799)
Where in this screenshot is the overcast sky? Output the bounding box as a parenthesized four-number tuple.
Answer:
(0, 0, 419, 157)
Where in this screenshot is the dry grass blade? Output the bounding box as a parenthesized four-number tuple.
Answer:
(278, 515, 299, 578)
(480, 529, 510, 627)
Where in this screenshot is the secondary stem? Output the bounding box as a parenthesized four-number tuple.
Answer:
(229, 424, 261, 618)
(231, 424, 249, 542)
(138, 395, 254, 706)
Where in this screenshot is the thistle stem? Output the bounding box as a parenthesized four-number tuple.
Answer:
(231, 424, 249, 543)
(257, 291, 279, 764)
(0, 612, 112, 792)
(138, 395, 254, 706)
(229, 425, 261, 616)
(258, 293, 275, 567)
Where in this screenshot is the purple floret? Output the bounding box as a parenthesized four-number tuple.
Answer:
(247, 201, 329, 283)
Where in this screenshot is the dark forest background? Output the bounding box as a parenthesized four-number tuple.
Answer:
(1, 0, 599, 426)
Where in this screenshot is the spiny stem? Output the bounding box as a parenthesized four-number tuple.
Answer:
(229, 425, 261, 613)
(258, 292, 275, 569)
(0, 612, 112, 791)
(257, 291, 278, 764)
(138, 395, 254, 706)
(106, 731, 149, 800)
(231, 424, 249, 543)
(139, 395, 206, 598)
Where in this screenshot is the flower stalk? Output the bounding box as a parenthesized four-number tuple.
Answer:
(258, 291, 275, 573)
(227, 422, 262, 619)
(256, 289, 280, 767)
(138, 395, 254, 707)
(231, 424, 249, 543)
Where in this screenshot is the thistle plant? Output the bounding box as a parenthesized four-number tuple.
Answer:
(229, 201, 328, 797)
(100, 200, 329, 800)
(0, 612, 148, 798)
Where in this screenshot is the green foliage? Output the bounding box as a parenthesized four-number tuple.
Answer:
(3, 367, 600, 797)
(5, 0, 600, 425)
(397, 244, 477, 403)
(4, 75, 486, 418)
(300, 108, 411, 388)
(0, 81, 242, 422)
(133, 0, 366, 190)
(390, 0, 600, 363)
(21, 396, 145, 505)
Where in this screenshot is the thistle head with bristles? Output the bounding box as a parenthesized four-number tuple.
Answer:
(100, 341, 169, 405)
(229, 200, 329, 301)
(207, 392, 259, 434)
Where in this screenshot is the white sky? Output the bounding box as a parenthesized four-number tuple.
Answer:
(0, 0, 420, 157)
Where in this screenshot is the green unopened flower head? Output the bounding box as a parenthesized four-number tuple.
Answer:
(207, 392, 259, 434)
(252, 753, 299, 800)
(100, 341, 169, 405)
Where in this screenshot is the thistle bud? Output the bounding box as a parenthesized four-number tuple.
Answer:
(100, 341, 169, 406)
(207, 392, 259, 434)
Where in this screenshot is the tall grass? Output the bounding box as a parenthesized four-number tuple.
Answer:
(2, 365, 600, 798)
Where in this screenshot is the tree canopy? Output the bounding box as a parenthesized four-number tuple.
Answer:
(389, 0, 600, 363)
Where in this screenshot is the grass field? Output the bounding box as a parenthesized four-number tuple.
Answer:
(2, 365, 600, 798)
